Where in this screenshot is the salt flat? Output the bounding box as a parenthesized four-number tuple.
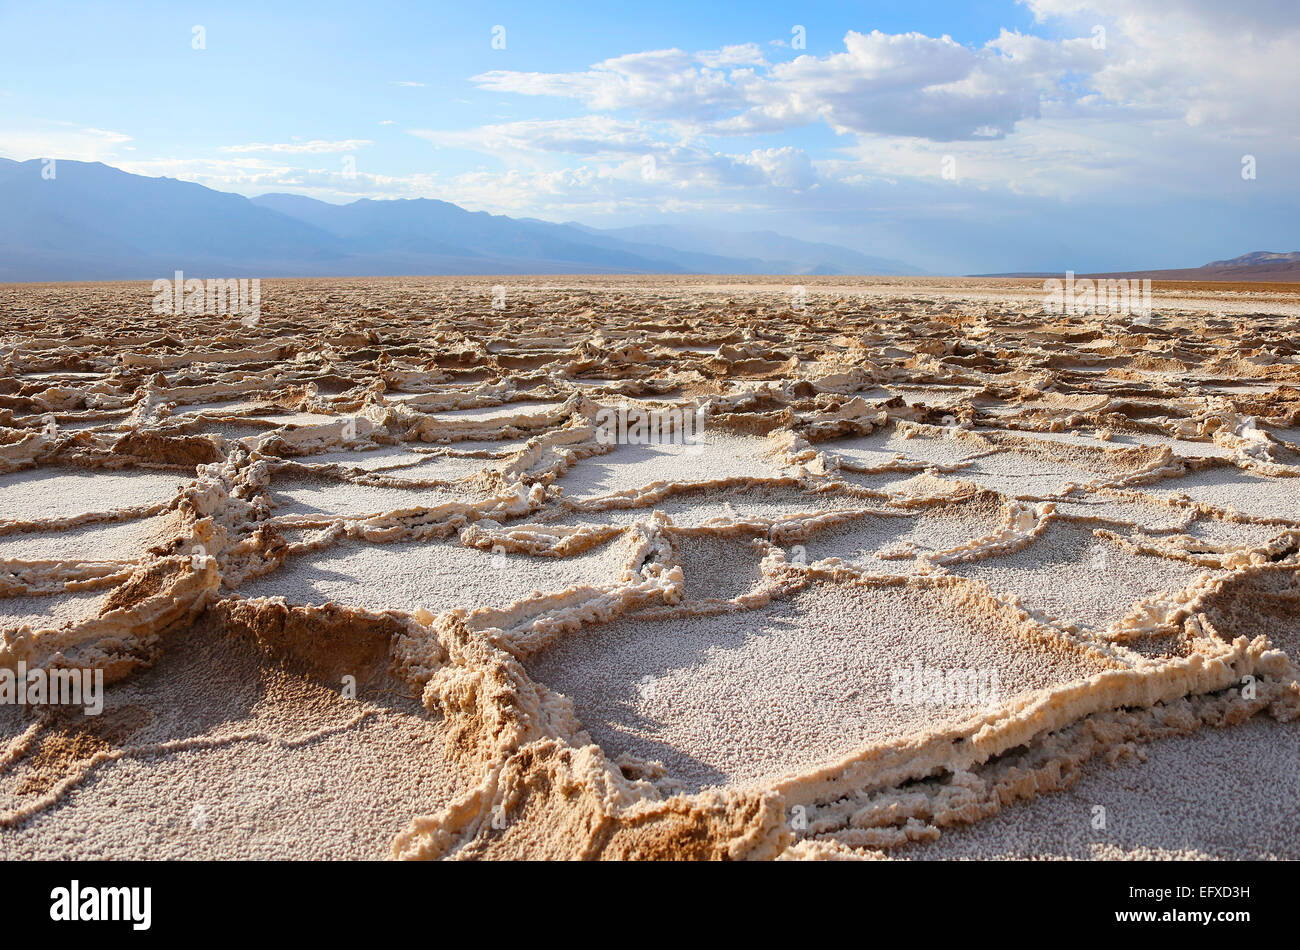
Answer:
(0, 275, 1296, 861)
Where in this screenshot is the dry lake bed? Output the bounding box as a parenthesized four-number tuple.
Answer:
(1, 275, 1297, 860)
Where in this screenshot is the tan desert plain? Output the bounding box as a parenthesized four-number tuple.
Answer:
(0, 274, 1297, 860)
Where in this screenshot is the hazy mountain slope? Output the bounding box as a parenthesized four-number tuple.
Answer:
(572, 222, 927, 275)
(0, 158, 926, 280)
(252, 194, 693, 270)
(0, 158, 348, 280)
(253, 194, 782, 273)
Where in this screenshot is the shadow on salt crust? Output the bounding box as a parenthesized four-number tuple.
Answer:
(1133, 468, 1300, 522)
(797, 497, 1006, 569)
(0, 617, 471, 859)
(948, 521, 1213, 631)
(893, 716, 1300, 860)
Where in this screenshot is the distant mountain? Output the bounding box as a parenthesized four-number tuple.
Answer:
(0, 158, 349, 281)
(250, 193, 740, 273)
(1081, 251, 1300, 283)
(1206, 251, 1300, 268)
(254, 195, 922, 276)
(570, 222, 927, 276)
(0, 157, 922, 281)
(973, 251, 1300, 283)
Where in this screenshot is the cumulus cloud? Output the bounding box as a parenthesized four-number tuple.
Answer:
(1022, 0, 1300, 31)
(118, 155, 445, 203)
(1022, 0, 1300, 133)
(467, 6, 1299, 143)
(728, 30, 1045, 140)
(441, 5, 1298, 208)
(471, 30, 1062, 142)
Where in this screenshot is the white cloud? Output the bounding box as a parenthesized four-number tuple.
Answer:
(1021, 0, 1300, 134)
(471, 31, 1055, 142)
(119, 156, 308, 190)
(412, 117, 664, 157)
(0, 126, 132, 162)
(440, 6, 1298, 214)
(726, 30, 1045, 140)
(466, 7, 1300, 146)
(220, 139, 372, 154)
(472, 49, 754, 122)
(696, 44, 768, 68)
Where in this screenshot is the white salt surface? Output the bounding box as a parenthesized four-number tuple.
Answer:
(234, 536, 630, 614)
(558, 433, 788, 501)
(269, 476, 478, 518)
(0, 468, 184, 522)
(0, 589, 110, 630)
(529, 582, 1108, 793)
(1132, 468, 1300, 522)
(949, 521, 1211, 631)
(897, 716, 1300, 860)
(0, 514, 172, 561)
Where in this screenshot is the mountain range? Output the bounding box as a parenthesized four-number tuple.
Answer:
(978, 251, 1300, 283)
(1081, 251, 1300, 283)
(0, 158, 922, 282)
(4, 158, 1292, 283)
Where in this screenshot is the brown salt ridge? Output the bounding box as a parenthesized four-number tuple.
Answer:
(0, 275, 1296, 860)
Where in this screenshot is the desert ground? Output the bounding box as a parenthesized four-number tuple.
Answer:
(0, 274, 1297, 860)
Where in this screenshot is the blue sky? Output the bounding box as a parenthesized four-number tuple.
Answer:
(2, 0, 1296, 273)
